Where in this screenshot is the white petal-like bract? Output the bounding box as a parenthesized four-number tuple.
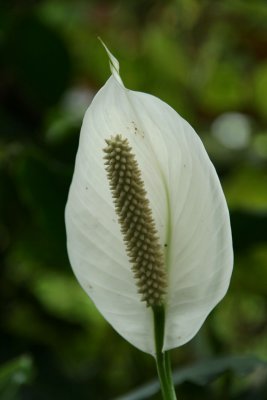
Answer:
(65, 46, 233, 355)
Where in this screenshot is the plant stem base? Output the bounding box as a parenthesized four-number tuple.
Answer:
(153, 306, 177, 400)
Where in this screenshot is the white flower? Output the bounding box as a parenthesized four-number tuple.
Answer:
(65, 44, 233, 355)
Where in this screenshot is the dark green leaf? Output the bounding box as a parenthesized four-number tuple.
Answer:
(115, 356, 267, 400)
(0, 355, 34, 400)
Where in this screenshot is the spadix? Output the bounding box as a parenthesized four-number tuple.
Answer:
(65, 44, 233, 356)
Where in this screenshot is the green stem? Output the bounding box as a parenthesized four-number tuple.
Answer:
(164, 351, 175, 387)
(153, 306, 177, 400)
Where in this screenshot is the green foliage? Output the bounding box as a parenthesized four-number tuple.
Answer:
(0, 1, 267, 399)
(0, 356, 34, 400)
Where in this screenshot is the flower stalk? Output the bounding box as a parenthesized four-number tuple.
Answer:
(153, 306, 177, 399)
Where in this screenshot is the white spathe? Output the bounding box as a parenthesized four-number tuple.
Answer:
(65, 46, 233, 355)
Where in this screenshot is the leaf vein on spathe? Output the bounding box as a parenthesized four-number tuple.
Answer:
(172, 236, 231, 287)
(67, 209, 128, 271)
(173, 205, 229, 268)
(83, 277, 142, 302)
(168, 277, 231, 309)
(169, 252, 231, 291)
(69, 246, 132, 285)
(169, 148, 194, 240)
(67, 181, 123, 246)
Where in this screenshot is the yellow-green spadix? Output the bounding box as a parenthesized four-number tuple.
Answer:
(65, 44, 233, 355)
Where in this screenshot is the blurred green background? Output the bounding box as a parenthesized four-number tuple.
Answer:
(1, 1, 267, 399)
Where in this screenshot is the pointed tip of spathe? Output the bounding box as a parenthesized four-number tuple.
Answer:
(98, 37, 124, 87)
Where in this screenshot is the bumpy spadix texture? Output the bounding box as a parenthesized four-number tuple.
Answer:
(65, 46, 233, 355)
(103, 135, 167, 307)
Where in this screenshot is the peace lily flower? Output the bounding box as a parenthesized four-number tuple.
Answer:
(65, 43, 233, 398)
